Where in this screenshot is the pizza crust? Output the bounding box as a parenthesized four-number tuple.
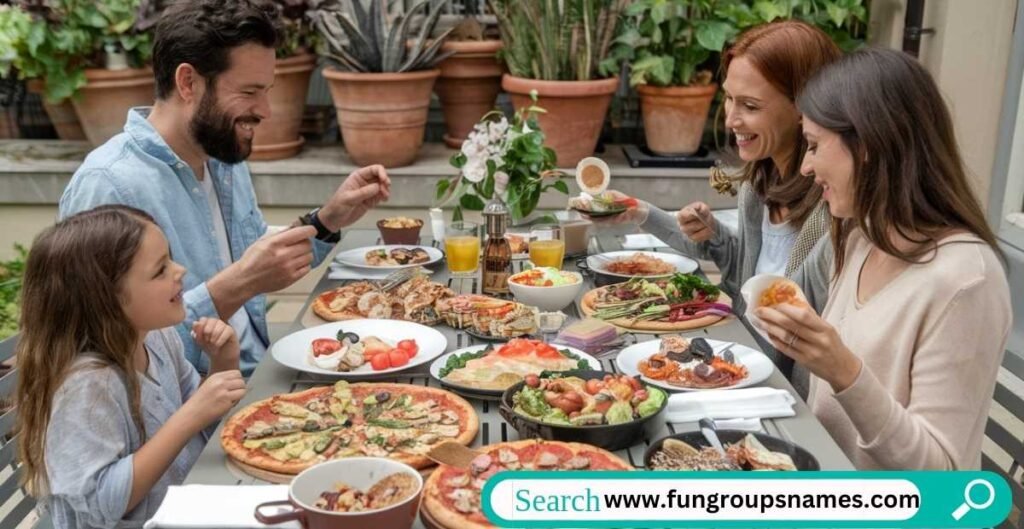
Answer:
(579, 288, 732, 332)
(421, 440, 630, 529)
(222, 384, 479, 476)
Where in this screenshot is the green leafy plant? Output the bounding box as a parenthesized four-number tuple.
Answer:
(718, 0, 867, 51)
(2, 0, 155, 103)
(436, 92, 569, 222)
(276, 0, 319, 58)
(489, 0, 628, 81)
(310, 0, 455, 72)
(0, 244, 27, 341)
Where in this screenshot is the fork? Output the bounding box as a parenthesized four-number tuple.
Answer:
(379, 268, 417, 291)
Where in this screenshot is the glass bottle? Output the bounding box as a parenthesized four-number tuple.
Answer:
(481, 195, 512, 296)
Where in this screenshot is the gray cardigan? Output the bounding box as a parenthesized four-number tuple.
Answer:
(641, 183, 833, 397)
(43, 328, 208, 529)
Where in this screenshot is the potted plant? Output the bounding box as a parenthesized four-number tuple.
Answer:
(435, 92, 569, 223)
(251, 0, 319, 160)
(433, 0, 504, 149)
(310, 0, 455, 168)
(489, 0, 626, 167)
(4, 0, 157, 146)
(609, 0, 736, 156)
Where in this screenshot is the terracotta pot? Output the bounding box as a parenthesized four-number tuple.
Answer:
(434, 40, 504, 149)
(72, 67, 155, 146)
(0, 110, 18, 139)
(26, 80, 87, 141)
(251, 53, 316, 161)
(502, 74, 619, 167)
(637, 83, 718, 156)
(322, 68, 439, 168)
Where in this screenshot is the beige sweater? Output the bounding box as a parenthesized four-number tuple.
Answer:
(809, 229, 1011, 470)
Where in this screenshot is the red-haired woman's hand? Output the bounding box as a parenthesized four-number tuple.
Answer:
(192, 317, 240, 373)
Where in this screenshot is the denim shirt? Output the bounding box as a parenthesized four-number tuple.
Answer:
(59, 108, 334, 376)
(43, 328, 207, 529)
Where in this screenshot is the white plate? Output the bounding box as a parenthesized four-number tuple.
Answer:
(429, 343, 602, 396)
(272, 319, 448, 377)
(334, 245, 443, 270)
(615, 338, 773, 392)
(586, 250, 698, 279)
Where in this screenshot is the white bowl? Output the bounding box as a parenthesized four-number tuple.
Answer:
(507, 270, 584, 311)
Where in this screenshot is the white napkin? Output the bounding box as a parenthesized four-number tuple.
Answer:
(144, 485, 300, 529)
(621, 233, 669, 250)
(712, 418, 765, 432)
(665, 387, 796, 423)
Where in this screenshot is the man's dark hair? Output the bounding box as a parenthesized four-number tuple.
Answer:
(152, 0, 281, 100)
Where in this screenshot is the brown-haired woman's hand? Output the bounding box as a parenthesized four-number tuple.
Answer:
(676, 202, 716, 242)
(754, 304, 863, 393)
(192, 317, 240, 374)
(184, 370, 246, 429)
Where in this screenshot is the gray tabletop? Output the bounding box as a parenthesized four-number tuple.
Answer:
(184, 228, 854, 497)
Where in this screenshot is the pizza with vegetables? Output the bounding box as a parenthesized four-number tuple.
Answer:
(438, 339, 591, 391)
(221, 381, 478, 475)
(422, 440, 631, 529)
(580, 273, 732, 332)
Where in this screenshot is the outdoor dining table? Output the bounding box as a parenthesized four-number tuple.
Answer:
(182, 227, 855, 524)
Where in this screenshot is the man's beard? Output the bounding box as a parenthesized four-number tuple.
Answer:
(189, 89, 260, 164)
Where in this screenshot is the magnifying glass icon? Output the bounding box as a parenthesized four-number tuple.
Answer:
(952, 479, 996, 520)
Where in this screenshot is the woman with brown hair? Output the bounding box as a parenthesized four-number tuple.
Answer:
(593, 20, 841, 391)
(756, 48, 1011, 470)
(16, 205, 246, 528)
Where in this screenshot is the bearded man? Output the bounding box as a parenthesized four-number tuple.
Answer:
(59, 0, 391, 377)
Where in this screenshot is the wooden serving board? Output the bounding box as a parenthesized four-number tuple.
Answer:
(228, 456, 439, 484)
(578, 289, 734, 334)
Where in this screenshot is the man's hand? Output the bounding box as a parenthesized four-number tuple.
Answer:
(320, 165, 392, 231)
(232, 225, 316, 296)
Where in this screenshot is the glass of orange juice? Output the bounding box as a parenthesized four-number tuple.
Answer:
(529, 224, 565, 269)
(445, 221, 480, 275)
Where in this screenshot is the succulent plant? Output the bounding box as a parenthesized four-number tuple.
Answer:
(310, 0, 455, 73)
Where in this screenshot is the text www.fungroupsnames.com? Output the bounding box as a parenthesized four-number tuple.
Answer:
(515, 488, 921, 514)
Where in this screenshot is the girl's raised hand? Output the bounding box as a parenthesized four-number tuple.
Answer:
(184, 370, 246, 429)
(754, 304, 863, 392)
(192, 318, 240, 373)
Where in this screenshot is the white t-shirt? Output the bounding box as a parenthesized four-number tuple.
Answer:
(754, 205, 799, 276)
(199, 165, 266, 358)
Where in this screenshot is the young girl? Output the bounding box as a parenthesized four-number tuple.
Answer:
(756, 48, 1011, 470)
(16, 205, 247, 528)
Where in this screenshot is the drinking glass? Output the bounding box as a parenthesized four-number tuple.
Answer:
(444, 221, 480, 275)
(528, 224, 565, 269)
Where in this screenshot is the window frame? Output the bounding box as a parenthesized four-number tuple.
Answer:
(990, 0, 1024, 252)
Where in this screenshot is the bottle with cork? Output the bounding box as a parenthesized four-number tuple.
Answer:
(481, 195, 512, 296)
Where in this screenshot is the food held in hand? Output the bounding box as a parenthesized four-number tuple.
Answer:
(568, 192, 638, 214)
(314, 471, 419, 512)
(576, 157, 611, 196)
(638, 336, 747, 389)
(650, 434, 797, 471)
(758, 278, 808, 308)
(512, 373, 666, 426)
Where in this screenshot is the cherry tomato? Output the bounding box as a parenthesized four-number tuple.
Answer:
(387, 349, 410, 368)
(397, 339, 419, 358)
(624, 376, 643, 391)
(312, 338, 342, 357)
(584, 379, 604, 395)
(370, 353, 391, 371)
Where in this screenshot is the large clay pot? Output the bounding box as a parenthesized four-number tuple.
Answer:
(502, 74, 619, 167)
(26, 80, 87, 141)
(251, 53, 316, 160)
(434, 40, 503, 149)
(73, 67, 155, 146)
(637, 83, 718, 156)
(0, 110, 18, 139)
(322, 68, 439, 168)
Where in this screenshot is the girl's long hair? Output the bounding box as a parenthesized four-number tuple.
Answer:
(721, 20, 842, 226)
(17, 205, 157, 496)
(797, 48, 1000, 275)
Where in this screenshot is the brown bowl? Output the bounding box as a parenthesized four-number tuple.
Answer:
(255, 458, 423, 529)
(377, 218, 424, 245)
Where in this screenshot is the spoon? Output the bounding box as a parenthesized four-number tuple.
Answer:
(699, 417, 728, 457)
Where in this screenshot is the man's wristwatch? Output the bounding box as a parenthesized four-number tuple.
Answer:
(299, 207, 341, 243)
